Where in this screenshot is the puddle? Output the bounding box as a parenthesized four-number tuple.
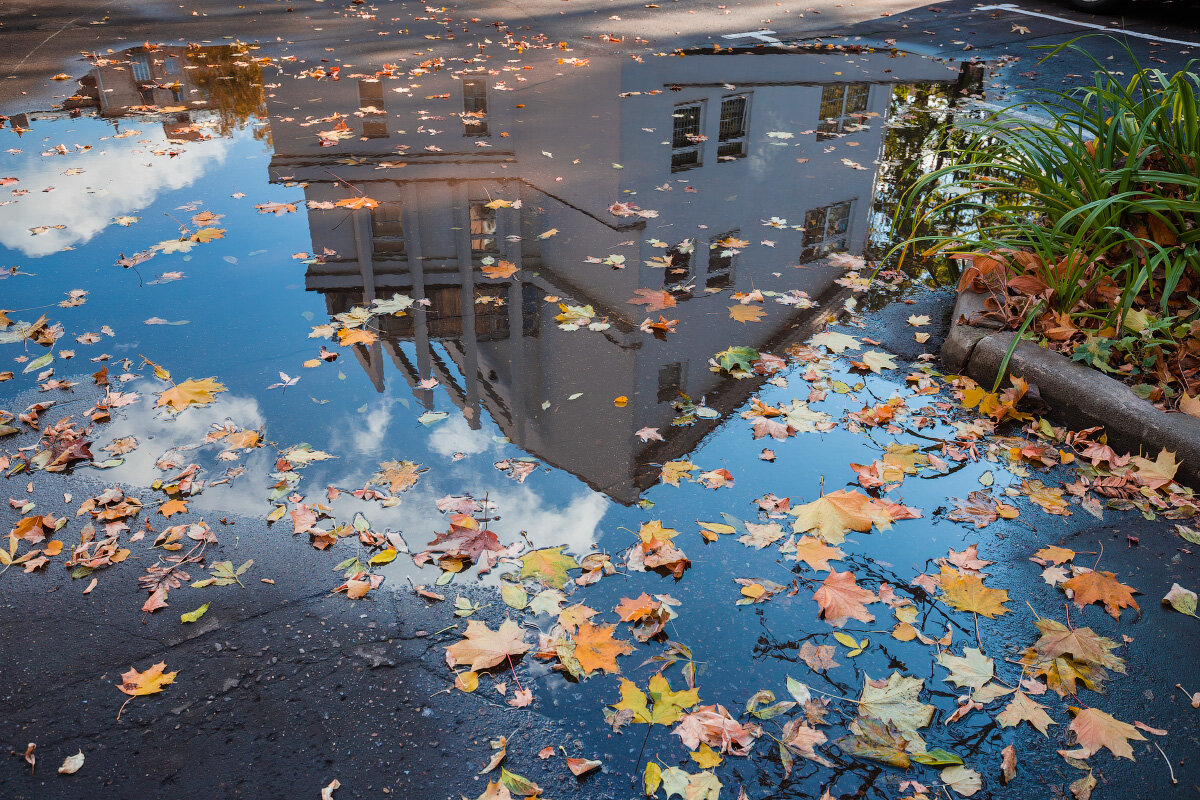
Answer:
(2, 30, 1172, 800)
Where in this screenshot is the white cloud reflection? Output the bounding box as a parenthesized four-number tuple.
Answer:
(0, 123, 232, 257)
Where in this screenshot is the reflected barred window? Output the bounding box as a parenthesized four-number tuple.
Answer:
(817, 83, 870, 139)
(717, 95, 750, 161)
(371, 203, 406, 256)
(462, 79, 489, 137)
(671, 102, 704, 172)
(706, 231, 738, 290)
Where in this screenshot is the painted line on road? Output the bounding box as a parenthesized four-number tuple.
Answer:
(976, 3, 1200, 48)
(721, 30, 782, 45)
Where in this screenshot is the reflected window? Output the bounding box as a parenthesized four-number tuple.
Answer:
(358, 80, 388, 138)
(657, 363, 684, 403)
(800, 201, 852, 261)
(706, 231, 738, 290)
(163, 56, 180, 76)
(469, 201, 499, 254)
(717, 95, 750, 161)
(371, 203, 406, 256)
(131, 55, 152, 83)
(816, 83, 871, 139)
(671, 102, 704, 172)
(462, 79, 489, 137)
(664, 244, 692, 287)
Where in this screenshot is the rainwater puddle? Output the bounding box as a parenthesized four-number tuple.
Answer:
(0, 32, 1165, 800)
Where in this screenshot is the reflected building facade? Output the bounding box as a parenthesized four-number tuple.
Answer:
(265, 50, 960, 503)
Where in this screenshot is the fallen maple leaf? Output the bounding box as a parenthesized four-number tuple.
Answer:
(628, 288, 676, 310)
(445, 619, 530, 671)
(371, 460, 426, 493)
(728, 304, 765, 323)
(612, 674, 699, 726)
(790, 490, 885, 544)
(482, 260, 519, 279)
(857, 672, 935, 748)
(117, 661, 177, 719)
(673, 704, 760, 755)
(1062, 707, 1146, 760)
(572, 620, 633, 675)
(996, 691, 1056, 736)
(518, 546, 578, 589)
(936, 566, 1009, 618)
(790, 537, 844, 571)
(799, 642, 839, 672)
(155, 377, 227, 412)
(813, 570, 877, 627)
(1062, 569, 1140, 620)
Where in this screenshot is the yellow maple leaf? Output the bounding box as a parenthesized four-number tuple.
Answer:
(728, 304, 765, 323)
(1131, 448, 1180, 490)
(660, 460, 695, 487)
(117, 661, 178, 719)
(337, 327, 378, 347)
(155, 377, 227, 412)
(190, 227, 225, 243)
(936, 566, 1009, 618)
(445, 619, 530, 671)
(789, 490, 884, 544)
(119, 661, 178, 696)
(612, 674, 699, 726)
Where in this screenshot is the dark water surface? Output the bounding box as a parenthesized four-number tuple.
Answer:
(1, 23, 1189, 800)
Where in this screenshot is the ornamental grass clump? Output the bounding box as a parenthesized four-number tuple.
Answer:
(893, 38, 1200, 409)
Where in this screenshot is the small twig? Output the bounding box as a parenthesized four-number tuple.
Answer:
(630, 726, 653, 786)
(973, 612, 982, 652)
(1154, 742, 1177, 784)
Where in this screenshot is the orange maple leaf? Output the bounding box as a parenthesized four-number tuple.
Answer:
(813, 570, 877, 627)
(615, 593, 661, 622)
(1062, 707, 1146, 760)
(572, 620, 633, 675)
(159, 498, 188, 518)
(334, 196, 381, 210)
(628, 288, 677, 311)
(481, 260, 519, 279)
(1061, 570, 1140, 620)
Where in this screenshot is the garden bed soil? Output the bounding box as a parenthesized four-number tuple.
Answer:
(942, 289, 1200, 487)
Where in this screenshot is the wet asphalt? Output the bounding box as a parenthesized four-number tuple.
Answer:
(2, 1, 1200, 799)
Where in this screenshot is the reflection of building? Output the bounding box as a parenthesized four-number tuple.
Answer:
(66, 45, 266, 140)
(266, 50, 960, 503)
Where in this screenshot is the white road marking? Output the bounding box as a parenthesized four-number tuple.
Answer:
(721, 30, 783, 45)
(977, 3, 1200, 48)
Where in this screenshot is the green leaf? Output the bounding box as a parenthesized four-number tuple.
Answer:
(501, 582, 528, 610)
(22, 352, 53, 374)
(1176, 525, 1200, 545)
(1163, 583, 1200, 619)
(180, 603, 210, 624)
(912, 748, 964, 767)
(785, 676, 811, 704)
(499, 768, 542, 797)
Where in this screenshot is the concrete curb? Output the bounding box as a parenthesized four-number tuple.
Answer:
(941, 290, 1200, 487)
